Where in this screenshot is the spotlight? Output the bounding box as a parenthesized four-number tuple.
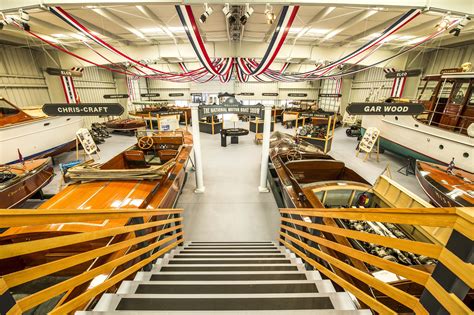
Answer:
(199, 3, 213, 24)
(240, 3, 254, 25)
(223, 3, 236, 24)
(449, 15, 471, 36)
(265, 4, 275, 25)
(436, 13, 451, 31)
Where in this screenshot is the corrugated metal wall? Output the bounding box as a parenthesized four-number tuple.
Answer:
(422, 45, 474, 75)
(0, 45, 51, 107)
(349, 67, 393, 103)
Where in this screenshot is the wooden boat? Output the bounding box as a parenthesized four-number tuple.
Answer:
(361, 69, 474, 172)
(130, 101, 191, 124)
(105, 118, 146, 131)
(269, 131, 451, 312)
(0, 158, 54, 208)
(415, 160, 474, 207)
(0, 97, 82, 164)
(0, 130, 192, 279)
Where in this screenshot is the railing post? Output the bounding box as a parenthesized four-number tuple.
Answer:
(419, 228, 473, 314)
(174, 212, 183, 245)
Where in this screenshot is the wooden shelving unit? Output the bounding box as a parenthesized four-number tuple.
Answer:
(298, 113, 337, 153)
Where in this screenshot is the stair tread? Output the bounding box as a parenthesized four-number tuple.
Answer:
(149, 273, 308, 281)
(81, 310, 372, 314)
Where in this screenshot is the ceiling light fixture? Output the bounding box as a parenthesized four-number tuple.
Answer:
(199, 3, 213, 24)
(240, 3, 254, 26)
(265, 4, 275, 25)
(222, 3, 236, 24)
(449, 15, 471, 36)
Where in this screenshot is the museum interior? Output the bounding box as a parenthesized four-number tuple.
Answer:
(0, 0, 473, 314)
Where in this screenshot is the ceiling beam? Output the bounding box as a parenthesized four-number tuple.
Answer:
(136, 5, 182, 44)
(317, 9, 379, 44)
(67, 13, 131, 45)
(293, 6, 335, 44)
(338, 14, 404, 46)
(92, 8, 152, 43)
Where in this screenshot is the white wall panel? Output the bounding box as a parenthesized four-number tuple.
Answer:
(0, 45, 51, 107)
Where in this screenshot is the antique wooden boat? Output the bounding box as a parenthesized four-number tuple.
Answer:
(105, 118, 146, 131)
(415, 160, 474, 207)
(130, 101, 191, 124)
(0, 130, 192, 279)
(0, 158, 54, 208)
(361, 69, 474, 172)
(0, 97, 82, 164)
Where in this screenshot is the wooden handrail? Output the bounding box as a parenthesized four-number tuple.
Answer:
(280, 207, 473, 314)
(0, 208, 184, 314)
(0, 208, 182, 227)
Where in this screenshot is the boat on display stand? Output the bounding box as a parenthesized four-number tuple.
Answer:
(0, 97, 83, 164)
(361, 68, 474, 172)
(0, 158, 54, 208)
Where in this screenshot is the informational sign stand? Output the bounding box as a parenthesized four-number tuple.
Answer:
(75, 128, 100, 161)
(356, 127, 380, 162)
(342, 111, 359, 127)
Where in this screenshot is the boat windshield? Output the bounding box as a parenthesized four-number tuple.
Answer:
(0, 99, 20, 117)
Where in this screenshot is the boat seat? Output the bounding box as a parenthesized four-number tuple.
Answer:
(158, 149, 178, 162)
(145, 154, 162, 165)
(123, 150, 148, 168)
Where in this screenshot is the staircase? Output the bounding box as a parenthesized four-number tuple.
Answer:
(78, 241, 370, 314)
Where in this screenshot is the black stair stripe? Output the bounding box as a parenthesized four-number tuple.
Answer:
(180, 250, 282, 254)
(117, 297, 334, 311)
(174, 255, 286, 259)
(150, 274, 307, 281)
(188, 244, 276, 247)
(135, 283, 318, 294)
(190, 242, 273, 244)
(184, 247, 278, 250)
(168, 260, 291, 265)
(160, 266, 298, 272)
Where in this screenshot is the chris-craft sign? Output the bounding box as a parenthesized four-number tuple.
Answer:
(199, 96, 264, 118)
(103, 94, 129, 99)
(42, 103, 124, 116)
(46, 67, 83, 77)
(346, 103, 425, 115)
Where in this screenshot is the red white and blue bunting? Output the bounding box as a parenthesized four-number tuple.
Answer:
(60, 76, 78, 104)
(384, 69, 407, 98)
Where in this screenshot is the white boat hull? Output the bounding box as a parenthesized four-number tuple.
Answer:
(0, 116, 83, 164)
(362, 115, 474, 172)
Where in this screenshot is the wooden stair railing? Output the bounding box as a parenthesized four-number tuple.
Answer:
(0, 208, 184, 315)
(280, 207, 473, 315)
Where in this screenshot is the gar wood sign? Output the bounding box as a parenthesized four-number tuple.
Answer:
(347, 102, 425, 115)
(42, 103, 124, 116)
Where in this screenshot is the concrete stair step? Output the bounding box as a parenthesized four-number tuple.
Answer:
(156, 265, 302, 272)
(79, 310, 373, 314)
(94, 292, 358, 312)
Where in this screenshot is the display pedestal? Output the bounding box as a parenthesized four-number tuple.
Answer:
(199, 121, 223, 134)
(249, 119, 274, 133)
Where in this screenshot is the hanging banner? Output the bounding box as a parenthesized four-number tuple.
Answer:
(104, 94, 129, 99)
(43, 103, 124, 116)
(385, 69, 421, 79)
(346, 102, 425, 115)
(46, 67, 83, 77)
(199, 96, 264, 118)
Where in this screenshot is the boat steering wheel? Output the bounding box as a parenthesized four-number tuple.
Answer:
(285, 150, 302, 161)
(138, 136, 154, 150)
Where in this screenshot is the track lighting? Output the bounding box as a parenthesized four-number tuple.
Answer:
(240, 3, 254, 26)
(265, 4, 275, 25)
(222, 4, 236, 24)
(436, 13, 451, 31)
(449, 16, 471, 36)
(199, 3, 213, 24)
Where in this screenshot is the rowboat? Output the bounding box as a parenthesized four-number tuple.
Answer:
(0, 158, 54, 208)
(0, 97, 83, 165)
(415, 160, 473, 207)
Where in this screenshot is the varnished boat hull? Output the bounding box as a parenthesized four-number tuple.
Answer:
(415, 161, 473, 207)
(0, 160, 54, 208)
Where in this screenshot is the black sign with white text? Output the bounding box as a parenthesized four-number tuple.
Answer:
(42, 103, 124, 116)
(46, 67, 83, 77)
(169, 93, 185, 97)
(385, 69, 421, 79)
(319, 93, 342, 98)
(262, 93, 279, 96)
(346, 103, 425, 115)
(288, 93, 307, 97)
(103, 94, 129, 99)
(141, 93, 160, 97)
(239, 92, 255, 96)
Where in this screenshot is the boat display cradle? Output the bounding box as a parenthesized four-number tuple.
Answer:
(297, 112, 337, 153)
(356, 127, 380, 162)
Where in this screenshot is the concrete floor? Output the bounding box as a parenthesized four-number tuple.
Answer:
(22, 121, 429, 241)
